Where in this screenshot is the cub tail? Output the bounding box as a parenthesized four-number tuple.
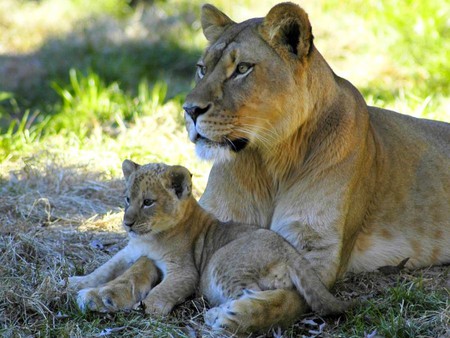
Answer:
(288, 258, 353, 316)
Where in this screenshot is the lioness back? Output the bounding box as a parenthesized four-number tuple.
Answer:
(348, 108, 450, 271)
(369, 107, 450, 153)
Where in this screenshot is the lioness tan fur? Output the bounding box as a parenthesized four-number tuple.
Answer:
(181, 2, 450, 288)
(69, 160, 349, 333)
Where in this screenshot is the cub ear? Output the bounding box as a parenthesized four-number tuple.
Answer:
(260, 2, 313, 60)
(122, 159, 140, 181)
(162, 165, 192, 199)
(201, 4, 235, 42)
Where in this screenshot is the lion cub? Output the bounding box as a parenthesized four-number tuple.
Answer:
(69, 160, 349, 332)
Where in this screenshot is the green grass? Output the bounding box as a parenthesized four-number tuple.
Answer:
(0, 0, 449, 337)
(50, 69, 169, 138)
(0, 70, 179, 160)
(335, 276, 449, 337)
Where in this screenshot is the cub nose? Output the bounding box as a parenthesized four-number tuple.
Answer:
(183, 104, 211, 124)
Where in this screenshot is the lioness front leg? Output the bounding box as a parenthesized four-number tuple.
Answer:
(142, 261, 198, 316)
(76, 257, 159, 312)
(273, 221, 342, 288)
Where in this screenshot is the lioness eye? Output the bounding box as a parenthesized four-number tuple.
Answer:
(143, 199, 155, 208)
(237, 63, 249, 74)
(124, 197, 130, 206)
(238, 62, 254, 74)
(234, 63, 254, 79)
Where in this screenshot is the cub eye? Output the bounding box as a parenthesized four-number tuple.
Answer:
(237, 63, 251, 74)
(124, 197, 130, 206)
(143, 199, 155, 208)
(196, 64, 207, 78)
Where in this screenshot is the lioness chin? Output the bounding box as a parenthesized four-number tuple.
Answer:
(68, 161, 350, 334)
(182, 1, 449, 288)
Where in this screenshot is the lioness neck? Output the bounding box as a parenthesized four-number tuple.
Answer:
(262, 47, 368, 180)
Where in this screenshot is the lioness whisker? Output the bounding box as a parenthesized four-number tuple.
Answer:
(236, 125, 279, 150)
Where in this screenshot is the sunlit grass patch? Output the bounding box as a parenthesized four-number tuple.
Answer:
(0, 0, 131, 54)
(50, 69, 169, 139)
(315, 0, 450, 122)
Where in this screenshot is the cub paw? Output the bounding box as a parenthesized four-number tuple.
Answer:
(142, 296, 173, 316)
(204, 303, 240, 332)
(76, 286, 136, 313)
(68, 276, 95, 291)
(76, 288, 107, 312)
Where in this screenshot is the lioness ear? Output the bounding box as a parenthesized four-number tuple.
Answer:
(201, 4, 235, 42)
(122, 159, 140, 181)
(162, 165, 192, 199)
(260, 2, 313, 60)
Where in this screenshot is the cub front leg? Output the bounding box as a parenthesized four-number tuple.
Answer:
(142, 260, 198, 316)
(76, 257, 159, 312)
(68, 246, 135, 291)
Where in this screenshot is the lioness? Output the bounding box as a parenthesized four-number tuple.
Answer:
(182, 3, 450, 285)
(69, 160, 349, 332)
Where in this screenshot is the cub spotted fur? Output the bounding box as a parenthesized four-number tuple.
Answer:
(69, 160, 349, 333)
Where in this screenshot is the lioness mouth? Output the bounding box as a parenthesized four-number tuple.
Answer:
(225, 137, 249, 152)
(196, 135, 249, 152)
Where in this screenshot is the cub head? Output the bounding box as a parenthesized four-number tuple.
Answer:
(184, 2, 315, 162)
(121, 160, 192, 237)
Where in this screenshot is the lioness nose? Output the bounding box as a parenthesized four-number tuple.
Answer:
(124, 221, 135, 228)
(183, 104, 211, 124)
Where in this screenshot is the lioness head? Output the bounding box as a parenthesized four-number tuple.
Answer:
(121, 160, 192, 237)
(184, 2, 316, 161)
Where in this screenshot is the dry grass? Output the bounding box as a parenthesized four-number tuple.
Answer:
(0, 154, 121, 336)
